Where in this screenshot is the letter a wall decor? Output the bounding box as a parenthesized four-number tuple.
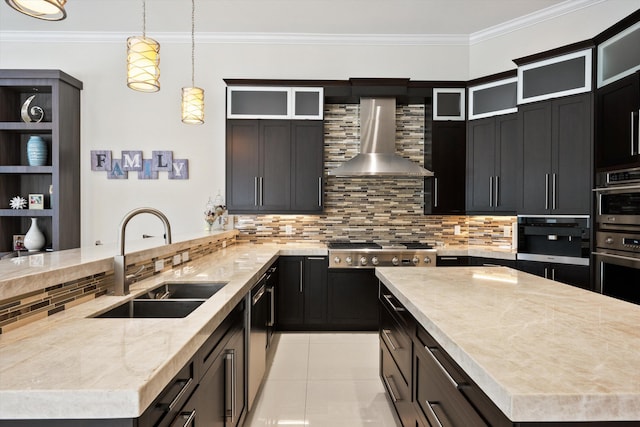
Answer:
(91, 150, 189, 180)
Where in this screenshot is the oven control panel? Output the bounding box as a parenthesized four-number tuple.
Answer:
(597, 232, 640, 252)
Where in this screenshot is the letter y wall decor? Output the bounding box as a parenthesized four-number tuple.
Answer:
(90, 150, 189, 180)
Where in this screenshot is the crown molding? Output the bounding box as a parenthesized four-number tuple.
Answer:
(0, 31, 470, 46)
(469, 0, 607, 44)
(0, 1, 607, 47)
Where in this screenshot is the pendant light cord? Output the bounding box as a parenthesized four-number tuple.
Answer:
(191, 0, 195, 87)
(142, 0, 146, 38)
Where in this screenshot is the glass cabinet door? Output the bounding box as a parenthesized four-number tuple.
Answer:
(227, 87, 291, 119)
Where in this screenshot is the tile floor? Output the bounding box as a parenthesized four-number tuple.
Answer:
(244, 332, 400, 427)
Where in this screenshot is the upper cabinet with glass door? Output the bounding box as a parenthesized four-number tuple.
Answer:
(227, 86, 323, 120)
(468, 77, 517, 120)
(598, 21, 640, 88)
(517, 49, 592, 105)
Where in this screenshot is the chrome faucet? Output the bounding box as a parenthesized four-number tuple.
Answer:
(113, 207, 172, 296)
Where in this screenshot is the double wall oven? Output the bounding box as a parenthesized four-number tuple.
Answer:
(593, 167, 640, 304)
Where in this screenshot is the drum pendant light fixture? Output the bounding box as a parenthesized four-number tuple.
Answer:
(5, 0, 67, 20)
(181, 0, 204, 124)
(127, 0, 160, 92)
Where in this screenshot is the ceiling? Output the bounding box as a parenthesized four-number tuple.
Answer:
(0, 0, 584, 37)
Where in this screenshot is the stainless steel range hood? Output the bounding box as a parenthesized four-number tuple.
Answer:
(327, 97, 433, 177)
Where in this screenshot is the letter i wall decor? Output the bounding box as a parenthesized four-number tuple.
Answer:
(90, 150, 189, 180)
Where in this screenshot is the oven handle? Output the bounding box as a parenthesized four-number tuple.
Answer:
(593, 251, 640, 267)
(593, 184, 640, 192)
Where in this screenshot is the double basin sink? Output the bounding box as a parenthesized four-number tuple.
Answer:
(94, 282, 228, 319)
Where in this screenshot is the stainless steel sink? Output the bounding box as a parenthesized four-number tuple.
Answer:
(92, 282, 228, 319)
(94, 299, 205, 319)
(136, 282, 228, 300)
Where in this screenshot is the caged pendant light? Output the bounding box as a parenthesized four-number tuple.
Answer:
(127, 0, 160, 92)
(181, 0, 204, 124)
(5, 0, 66, 20)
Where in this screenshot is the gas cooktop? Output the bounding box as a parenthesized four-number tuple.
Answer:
(327, 241, 434, 250)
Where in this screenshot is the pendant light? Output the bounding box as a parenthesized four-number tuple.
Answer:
(181, 0, 204, 124)
(127, 0, 160, 92)
(5, 0, 66, 20)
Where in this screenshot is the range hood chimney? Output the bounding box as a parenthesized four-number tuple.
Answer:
(327, 97, 433, 177)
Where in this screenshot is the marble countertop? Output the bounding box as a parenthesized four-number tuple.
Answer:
(376, 266, 640, 422)
(0, 242, 326, 420)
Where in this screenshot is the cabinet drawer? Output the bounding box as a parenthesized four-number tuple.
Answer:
(380, 301, 412, 384)
(139, 361, 197, 427)
(415, 343, 487, 427)
(380, 341, 415, 426)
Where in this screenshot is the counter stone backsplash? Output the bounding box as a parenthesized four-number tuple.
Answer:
(0, 234, 237, 334)
(235, 103, 516, 247)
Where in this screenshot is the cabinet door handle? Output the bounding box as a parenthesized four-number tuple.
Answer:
(637, 109, 640, 156)
(551, 268, 556, 281)
(318, 176, 322, 207)
(254, 177, 259, 206)
(259, 176, 264, 206)
(424, 401, 453, 427)
(299, 260, 303, 293)
(489, 176, 493, 207)
(632, 111, 637, 156)
(382, 294, 405, 312)
(495, 175, 500, 207)
(545, 173, 550, 210)
(172, 410, 196, 427)
(225, 350, 236, 422)
(382, 375, 400, 403)
(382, 329, 399, 351)
(552, 173, 557, 210)
(266, 286, 275, 327)
(434, 177, 439, 207)
(544, 267, 548, 279)
(425, 346, 460, 389)
(160, 377, 193, 411)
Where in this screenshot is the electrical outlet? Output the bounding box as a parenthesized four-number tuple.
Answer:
(182, 251, 189, 262)
(454, 225, 461, 235)
(154, 259, 164, 272)
(222, 240, 227, 248)
(285, 225, 293, 235)
(173, 254, 182, 267)
(503, 226, 512, 238)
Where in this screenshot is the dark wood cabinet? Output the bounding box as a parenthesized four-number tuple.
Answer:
(436, 256, 471, 266)
(0, 70, 82, 254)
(426, 121, 466, 214)
(291, 121, 324, 211)
(518, 93, 592, 215)
(467, 114, 518, 213)
(328, 269, 379, 330)
(516, 260, 591, 290)
(595, 72, 640, 170)
(226, 120, 323, 214)
(276, 256, 328, 329)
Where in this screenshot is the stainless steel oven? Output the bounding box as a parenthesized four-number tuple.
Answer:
(595, 167, 640, 227)
(593, 232, 640, 304)
(593, 168, 640, 304)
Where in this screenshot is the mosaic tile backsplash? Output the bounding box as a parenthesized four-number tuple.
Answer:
(235, 103, 516, 246)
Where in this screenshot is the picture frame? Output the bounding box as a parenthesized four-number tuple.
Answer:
(13, 234, 25, 251)
(29, 194, 44, 209)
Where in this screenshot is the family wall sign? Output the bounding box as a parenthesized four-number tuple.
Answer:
(90, 150, 189, 180)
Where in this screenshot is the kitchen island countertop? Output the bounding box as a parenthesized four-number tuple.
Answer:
(376, 266, 640, 422)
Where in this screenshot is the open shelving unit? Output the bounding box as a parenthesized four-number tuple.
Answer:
(0, 69, 82, 254)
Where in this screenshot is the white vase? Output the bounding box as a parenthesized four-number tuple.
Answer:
(24, 218, 45, 252)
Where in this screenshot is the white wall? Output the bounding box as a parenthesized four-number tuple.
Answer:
(0, 1, 637, 247)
